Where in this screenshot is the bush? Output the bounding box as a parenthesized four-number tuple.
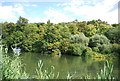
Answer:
(84, 47, 93, 56)
(60, 38, 71, 54)
(33, 40, 48, 53)
(105, 26, 120, 44)
(52, 49, 61, 55)
(92, 47, 99, 52)
(89, 34, 110, 47)
(67, 44, 87, 56)
(70, 33, 89, 46)
(111, 44, 120, 54)
(98, 44, 112, 54)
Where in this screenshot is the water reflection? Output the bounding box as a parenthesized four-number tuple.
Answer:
(15, 52, 119, 79)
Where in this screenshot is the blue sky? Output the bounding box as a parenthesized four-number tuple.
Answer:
(0, 0, 119, 24)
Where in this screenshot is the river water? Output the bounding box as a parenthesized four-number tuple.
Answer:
(8, 52, 119, 79)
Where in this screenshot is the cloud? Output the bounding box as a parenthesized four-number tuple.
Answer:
(58, 0, 119, 24)
(31, 4, 37, 7)
(28, 8, 74, 23)
(43, 8, 74, 23)
(27, 17, 42, 23)
(0, 3, 25, 22)
(1, 0, 71, 2)
(22, 4, 37, 7)
(0, 6, 16, 20)
(14, 4, 25, 16)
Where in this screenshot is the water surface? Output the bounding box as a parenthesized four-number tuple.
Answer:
(9, 52, 119, 79)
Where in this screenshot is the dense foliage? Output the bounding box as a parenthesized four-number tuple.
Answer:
(1, 16, 120, 55)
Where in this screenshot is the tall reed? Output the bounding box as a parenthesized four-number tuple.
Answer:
(2, 54, 29, 79)
(82, 61, 116, 80)
(35, 60, 59, 79)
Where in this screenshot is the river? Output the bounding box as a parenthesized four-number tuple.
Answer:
(8, 52, 119, 79)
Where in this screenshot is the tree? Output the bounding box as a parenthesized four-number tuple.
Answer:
(76, 21, 87, 32)
(16, 16, 28, 31)
(22, 24, 40, 51)
(59, 25, 71, 38)
(17, 16, 28, 24)
(97, 24, 112, 34)
(68, 23, 78, 34)
(67, 44, 86, 56)
(70, 33, 89, 46)
(32, 40, 48, 53)
(89, 34, 110, 48)
(44, 25, 62, 43)
(89, 34, 111, 54)
(105, 26, 120, 44)
(84, 24, 97, 37)
(3, 31, 25, 48)
(2, 22, 16, 38)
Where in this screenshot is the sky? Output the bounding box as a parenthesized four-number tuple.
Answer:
(0, 0, 119, 24)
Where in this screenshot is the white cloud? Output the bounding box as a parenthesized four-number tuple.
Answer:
(22, 4, 37, 7)
(31, 4, 37, 7)
(0, 6, 16, 20)
(43, 8, 74, 23)
(0, 3, 25, 21)
(14, 4, 25, 16)
(28, 8, 74, 23)
(59, 0, 119, 24)
(28, 17, 42, 23)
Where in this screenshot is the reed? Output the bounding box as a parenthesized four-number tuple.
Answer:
(2, 54, 29, 79)
(96, 61, 115, 79)
(82, 61, 116, 80)
(35, 60, 59, 79)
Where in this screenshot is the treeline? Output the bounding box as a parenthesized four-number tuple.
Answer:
(1, 16, 120, 56)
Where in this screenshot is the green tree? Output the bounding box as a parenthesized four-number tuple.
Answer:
(44, 25, 62, 43)
(22, 24, 40, 51)
(97, 24, 112, 34)
(84, 24, 97, 37)
(105, 26, 120, 44)
(16, 16, 28, 31)
(76, 21, 87, 32)
(3, 31, 24, 48)
(89, 34, 110, 47)
(2, 22, 16, 38)
(68, 23, 78, 34)
(89, 34, 111, 53)
(70, 33, 89, 46)
(67, 44, 86, 56)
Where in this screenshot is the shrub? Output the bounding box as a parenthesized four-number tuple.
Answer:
(60, 38, 71, 54)
(92, 47, 99, 52)
(33, 40, 48, 53)
(98, 44, 112, 54)
(84, 47, 93, 56)
(89, 34, 110, 48)
(105, 26, 120, 44)
(111, 44, 120, 54)
(52, 49, 61, 55)
(70, 33, 89, 46)
(67, 44, 87, 56)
